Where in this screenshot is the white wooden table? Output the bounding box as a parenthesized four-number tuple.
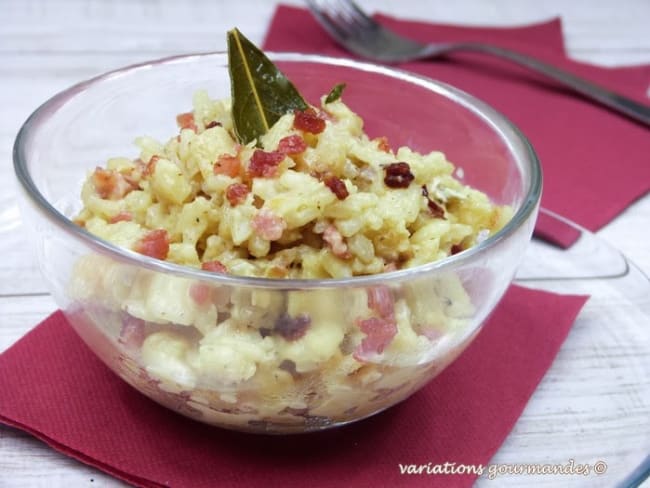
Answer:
(1, 1, 649, 486)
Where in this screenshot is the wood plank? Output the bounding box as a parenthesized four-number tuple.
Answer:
(0, 426, 124, 487)
(0, 295, 56, 352)
(1, 0, 649, 65)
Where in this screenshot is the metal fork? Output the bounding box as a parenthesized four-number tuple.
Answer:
(306, 0, 650, 127)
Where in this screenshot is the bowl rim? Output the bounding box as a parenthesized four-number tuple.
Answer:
(13, 51, 542, 289)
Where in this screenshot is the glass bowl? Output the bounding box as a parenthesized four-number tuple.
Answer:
(13, 52, 541, 434)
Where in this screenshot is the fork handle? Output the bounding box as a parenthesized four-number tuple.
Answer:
(440, 42, 650, 127)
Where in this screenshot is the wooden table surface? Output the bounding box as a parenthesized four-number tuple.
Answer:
(1, 0, 649, 486)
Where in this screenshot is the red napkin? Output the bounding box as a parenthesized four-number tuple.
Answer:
(264, 6, 650, 248)
(0, 286, 587, 487)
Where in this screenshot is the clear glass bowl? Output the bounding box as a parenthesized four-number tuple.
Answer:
(13, 53, 541, 433)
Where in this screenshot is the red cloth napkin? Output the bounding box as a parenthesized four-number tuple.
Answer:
(0, 285, 587, 487)
(264, 6, 650, 248)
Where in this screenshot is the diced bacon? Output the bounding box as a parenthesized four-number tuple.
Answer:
(91, 167, 114, 198)
(134, 229, 169, 260)
(324, 175, 349, 200)
(214, 154, 241, 177)
(277, 135, 307, 155)
(421, 328, 443, 341)
(189, 283, 212, 306)
(376, 136, 391, 153)
(384, 262, 398, 273)
(451, 244, 463, 255)
(367, 286, 395, 319)
(278, 359, 298, 377)
(193, 263, 230, 308)
(323, 224, 351, 259)
(383, 162, 414, 189)
(293, 108, 326, 134)
(118, 316, 145, 351)
(427, 199, 445, 218)
(248, 150, 285, 178)
(421, 185, 445, 219)
(225, 183, 250, 206)
(109, 211, 133, 224)
(205, 120, 221, 129)
(92, 167, 138, 200)
(123, 161, 143, 186)
(201, 260, 228, 273)
(353, 317, 397, 360)
(252, 209, 286, 241)
(274, 313, 311, 341)
(176, 112, 197, 132)
(143, 155, 160, 177)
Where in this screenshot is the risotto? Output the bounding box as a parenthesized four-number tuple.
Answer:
(70, 90, 511, 430)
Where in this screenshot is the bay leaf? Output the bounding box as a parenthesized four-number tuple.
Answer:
(227, 28, 308, 145)
(325, 83, 346, 104)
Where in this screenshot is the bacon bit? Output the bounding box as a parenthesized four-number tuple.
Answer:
(421, 328, 443, 341)
(140, 155, 159, 178)
(324, 175, 349, 200)
(176, 112, 197, 132)
(354, 317, 397, 360)
(189, 283, 212, 306)
(213, 154, 241, 177)
(376, 136, 391, 153)
(367, 286, 395, 319)
(323, 224, 351, 259)
(248, 149, 285, 178)
(421, 185, 445, 218)
(225, 183, 250, 206)
(451, 244, 463, 255)
(91, 167, 117, 198)
(383, 162, 414, 189)
(278, 134, 307, 155)
(278, 359, 299, 377)
(134, 229, 169, 260)
(252, 209, 286, 241)
(384, 262, 398, 273)
(190, 262, 227, 306)
(201, 260, 228, 273)
(123, 164, 142, 187)
(92, 167, 138, 200)
(427, 199, 445, 218)
(205, 120, 221, 129)
(109, 211, 133, 224)
(293, 108, 326, 134)
(118, 316, 145, 351)
(274, 313, 311, 341)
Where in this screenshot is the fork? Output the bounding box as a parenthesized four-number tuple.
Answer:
(305, 0, 650, 127)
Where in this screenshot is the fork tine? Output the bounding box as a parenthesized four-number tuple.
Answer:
(338, 0, 379, 30)
(330, 0, 368, 35)
(305, 0, 357, 41)
(306, 0, 428, 61)
(307, 0, 380, 44)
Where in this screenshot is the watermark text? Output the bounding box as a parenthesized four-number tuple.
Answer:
(398, 459, 607, 480)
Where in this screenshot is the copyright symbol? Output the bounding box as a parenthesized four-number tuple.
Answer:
(594, 461, 607, 475)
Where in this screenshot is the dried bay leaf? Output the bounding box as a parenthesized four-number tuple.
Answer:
(227, 28, 308, 145)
